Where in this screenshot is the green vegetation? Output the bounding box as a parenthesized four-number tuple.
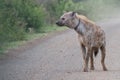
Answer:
(0, 0, 120, 53)
(0, 0, 46, 52)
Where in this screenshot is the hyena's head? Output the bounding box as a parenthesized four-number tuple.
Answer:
(56, 11, 79, 29)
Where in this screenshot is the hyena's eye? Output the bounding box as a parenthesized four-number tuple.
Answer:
(62, 18, 65, 20)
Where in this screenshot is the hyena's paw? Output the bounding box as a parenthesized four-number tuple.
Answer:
(103, 67, 108, 71)
(83, 68, 88, 72)
(90, 66, 95, 70)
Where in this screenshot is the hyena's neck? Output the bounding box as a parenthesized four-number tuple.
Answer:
(74, 21, 86, 35)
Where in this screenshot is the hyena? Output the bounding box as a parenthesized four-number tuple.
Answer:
(56, 11, 107, 72)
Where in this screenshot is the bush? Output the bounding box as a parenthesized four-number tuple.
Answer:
(44, 0, 88, 23)
(11, 0, 46, 32)
(44, 0, 66, 24)
(64, 0, 87, 15)
(0, 0, 46, 50)
(0, 0, 26, 49)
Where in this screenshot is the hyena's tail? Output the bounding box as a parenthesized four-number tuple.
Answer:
(94, 49, 99, 57)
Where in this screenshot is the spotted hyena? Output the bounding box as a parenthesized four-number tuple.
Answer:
(56, 11, 107, 72)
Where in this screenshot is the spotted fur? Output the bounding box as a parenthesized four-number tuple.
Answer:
(56, 11, 107, 72)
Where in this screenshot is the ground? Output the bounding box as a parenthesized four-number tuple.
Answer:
(0, 19, 120, 80)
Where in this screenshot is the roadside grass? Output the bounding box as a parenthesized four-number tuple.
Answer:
(0, 25, 67, 54)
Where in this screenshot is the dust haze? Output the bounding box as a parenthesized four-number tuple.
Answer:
(85, 0, 120, 20)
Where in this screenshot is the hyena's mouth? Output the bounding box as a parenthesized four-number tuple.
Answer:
(56, 21, 64, 26)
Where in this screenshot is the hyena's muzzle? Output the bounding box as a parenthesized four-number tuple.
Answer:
(56, 20, 64, 26)
(56, 14, 67, 26)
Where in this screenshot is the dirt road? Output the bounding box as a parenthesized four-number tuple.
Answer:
(0, 19, 120, 80)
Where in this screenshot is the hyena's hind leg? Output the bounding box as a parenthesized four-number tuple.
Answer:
(100, 45, 108, 71)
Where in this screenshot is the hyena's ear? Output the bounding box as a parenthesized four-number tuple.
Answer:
(71, 12, 76, 17)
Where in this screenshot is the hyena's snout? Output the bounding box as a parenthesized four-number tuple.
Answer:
(56, 20, 64, 26)
(55, 21, 60, 25)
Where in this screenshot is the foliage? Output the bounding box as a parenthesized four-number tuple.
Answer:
(44, 0, 67, 23)
(11, 0, 46, 32)
(44, 0, 88, 23)
(64, 0, 87, 15)
(0, 0, 46, 50)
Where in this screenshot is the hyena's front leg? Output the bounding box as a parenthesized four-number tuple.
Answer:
(80, 44, 86, 60)
(80, 44, 86, 71)
(100, 45, 108, 71)
(83, 48, 91, 72)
